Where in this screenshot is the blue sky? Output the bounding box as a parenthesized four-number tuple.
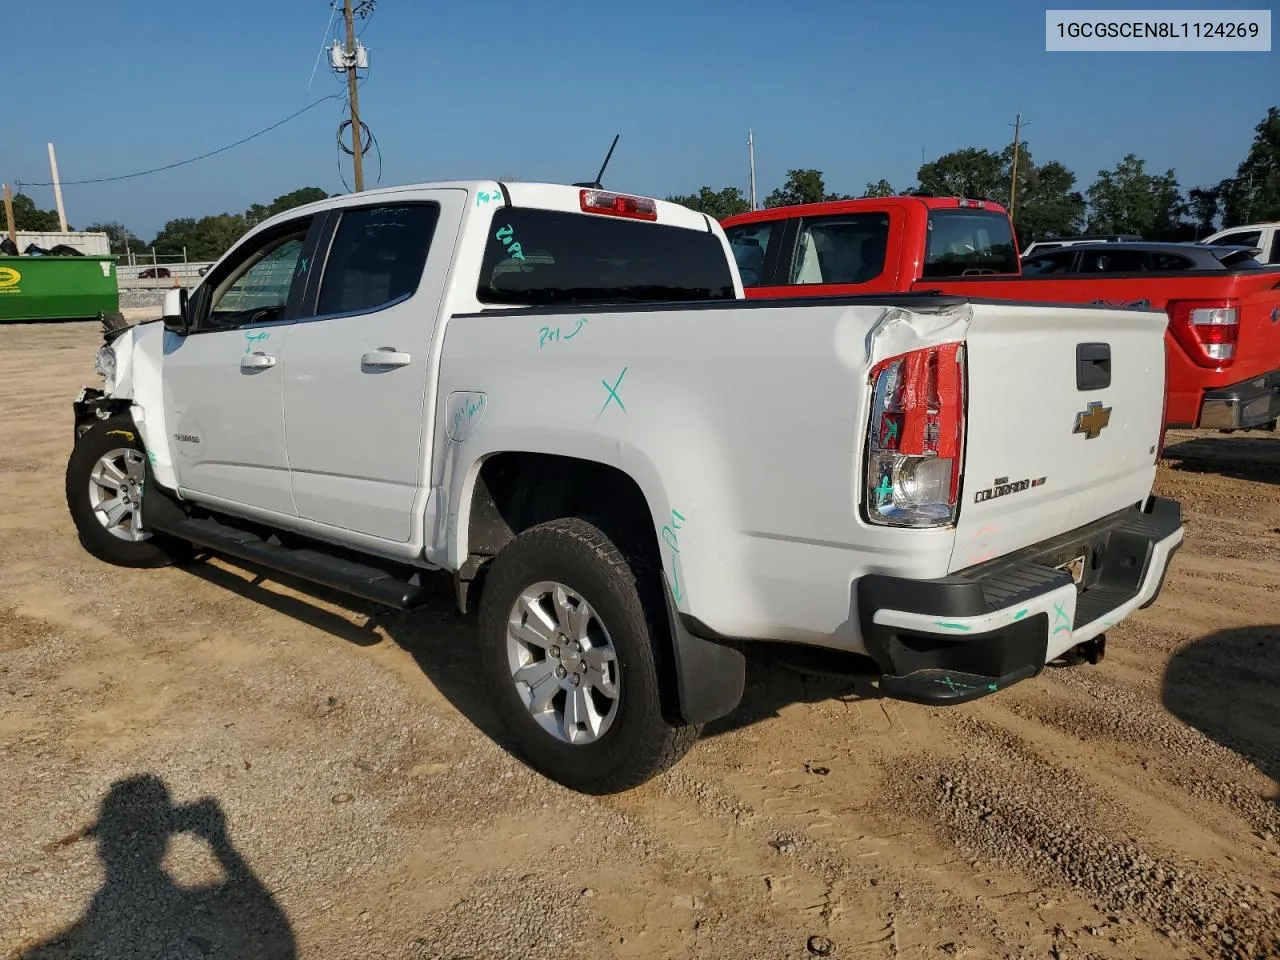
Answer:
(2, 0, 1275, 240)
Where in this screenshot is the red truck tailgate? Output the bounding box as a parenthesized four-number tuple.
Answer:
(908, 269, 1280, 428)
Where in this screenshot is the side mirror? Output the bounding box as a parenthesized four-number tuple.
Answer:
(162, 287, 190, 335)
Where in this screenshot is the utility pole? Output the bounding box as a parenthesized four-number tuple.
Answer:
(747, 129, 757, 211)
(2, 184, 17, 247)
(1008, 113, 1028, 222)
(48, 143, 69, 233)
(342, 0, 365, 192)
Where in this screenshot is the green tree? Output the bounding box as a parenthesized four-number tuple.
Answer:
(1086, 154, 1189, 240)
(84, 221, 145, 254)
(1218, 105, 1280, 226)
(917, 144, 1084, 242)
(151, 213, 249, 261)
(1012, 155, 1086, 243)
(267, 186, 328, 214)
(764, 169, 847, 207)
(917, 148, 1006, 200)
(664, 185, 750, 220)
(861, 179, 897, 198)
(245, 187, 330, 227)
(8, 194, 64, 231)
(1187, 186, 1221, 238)
(148, 186, 329, 260)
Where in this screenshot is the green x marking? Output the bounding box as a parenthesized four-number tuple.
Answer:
(597, 367, 628, 420)
(1053, 599, 1071, 634)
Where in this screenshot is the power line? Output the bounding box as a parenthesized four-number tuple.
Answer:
(306, 2, 340, 92)
(16, 95, 342, 189)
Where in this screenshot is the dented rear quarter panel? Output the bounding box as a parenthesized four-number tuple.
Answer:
(434, 301, 972, 650)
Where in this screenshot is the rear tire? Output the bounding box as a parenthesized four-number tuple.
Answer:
(477, 517, 700, 794)
(65, 414, 191, 569)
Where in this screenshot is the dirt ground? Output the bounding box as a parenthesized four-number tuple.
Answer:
(1, 320, 1277, 960)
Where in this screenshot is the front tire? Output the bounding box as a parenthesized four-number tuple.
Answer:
(65, 414, 189, 569)
(477, 517, 700, 794)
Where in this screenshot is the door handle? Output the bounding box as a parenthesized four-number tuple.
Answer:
(361, 348, 412, 369)
(240, 352, 277, 371)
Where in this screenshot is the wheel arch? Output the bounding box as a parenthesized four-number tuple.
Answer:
(452, 447, 745, 726)
(458, 449, 666, 588)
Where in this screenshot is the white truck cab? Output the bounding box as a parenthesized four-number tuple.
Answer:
(68, 180, 1184, 793)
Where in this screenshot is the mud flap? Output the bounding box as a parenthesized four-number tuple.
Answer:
(660, 571, 746, 725)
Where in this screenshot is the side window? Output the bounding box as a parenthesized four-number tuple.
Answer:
(1078, 249, 1150, 273)
(200, 221, 312, 332)
(316, 203, 441, 316)
(1215, 230, 1261, 250)
(1149, 252, 1196, 271)
(785, 213, 889, 285)
(724, 222, 775, 287)
(1021, 251, 1076, 275)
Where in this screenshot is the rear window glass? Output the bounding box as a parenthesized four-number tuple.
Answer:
(477, 208, 736, 305)
(724, 222, 775, 287)
(922, 210, 1018, 277)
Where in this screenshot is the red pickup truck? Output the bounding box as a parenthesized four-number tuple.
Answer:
(722, 197, 1280, 431)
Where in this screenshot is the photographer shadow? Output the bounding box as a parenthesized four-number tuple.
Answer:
(1162, 625, 1280, 800)
(15, 774, 296, 960)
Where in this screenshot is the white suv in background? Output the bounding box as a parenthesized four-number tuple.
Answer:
(1200, 222, 1280, 264)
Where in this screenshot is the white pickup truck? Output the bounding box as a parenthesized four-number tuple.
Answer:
(66, 180, 1185, 793)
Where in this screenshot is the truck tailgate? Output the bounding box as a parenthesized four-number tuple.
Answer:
(950, 301, 1167, 572)
(1228, 271, 1280, 380)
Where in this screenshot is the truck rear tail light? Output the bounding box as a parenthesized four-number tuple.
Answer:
(864, 342, 966, 527)
(957, 198, 986, 208)
(580, 189, 658, 221)
(1168, 299, 1239, 367)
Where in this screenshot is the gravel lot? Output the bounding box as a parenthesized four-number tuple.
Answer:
(1, 320, 1277, 960)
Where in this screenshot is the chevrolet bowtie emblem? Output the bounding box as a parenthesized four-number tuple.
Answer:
(1073, 400, 1112, 440)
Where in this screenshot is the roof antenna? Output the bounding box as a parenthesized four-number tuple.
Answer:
(573, 133, 620, 189)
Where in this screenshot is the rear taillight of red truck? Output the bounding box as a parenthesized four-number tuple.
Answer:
(1167, 298, 1239, 367)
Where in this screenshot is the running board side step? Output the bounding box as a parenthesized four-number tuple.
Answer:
(149, 515, 428, 609)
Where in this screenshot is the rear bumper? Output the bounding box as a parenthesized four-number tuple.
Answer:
(1197, 369, 1280, 429)
(856, 495, 1184, 705)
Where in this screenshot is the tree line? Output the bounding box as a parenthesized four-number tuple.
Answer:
(6, 105, 1276, 257)
(5, 187, 333, 261)
(667, 105, 1279, 244)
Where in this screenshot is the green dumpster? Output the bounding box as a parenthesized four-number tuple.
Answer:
(0, 255, 120, 322)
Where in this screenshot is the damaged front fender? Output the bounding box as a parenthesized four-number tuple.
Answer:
(72, 386, 133, 440)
